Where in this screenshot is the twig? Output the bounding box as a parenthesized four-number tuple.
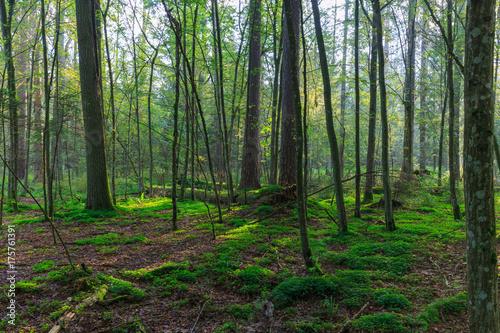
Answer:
(190, 297, 211, 333)
(0, 152, 75, 270)
(337, 302, 369, 333)
(429, 256, 449, 288)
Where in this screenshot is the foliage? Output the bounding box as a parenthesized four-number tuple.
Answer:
(97, 274, 145, 300)
(350, 313, 425, 332)
(418, 292, 467, 324)
(33, 260, 57, 273)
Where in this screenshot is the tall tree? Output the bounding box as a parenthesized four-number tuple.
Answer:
(463, 0, 499, 330)
(0, 0, 18, 212)
(354, 0, 361, 218)
(339, 0, 349, 175)
(401, 0, 417, 180)
(283, 0, 315, 271)
(75, 0, 114, 210)
(419, 20, 428, 171)
(447, 0, 460, 220)
(373, 0, 395, 231)
(279, 0, 300, 187)
(239, 0, 262, 190)
(311, 0, 347, 233)
(363, 8, 378, 203)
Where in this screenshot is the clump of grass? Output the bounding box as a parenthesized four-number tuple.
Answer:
(272, 270, 371, 307)
(234, 265, 274, 293)
(418, 292, 467, 324)
(254, 205, 274, 215)
(373, 289, 411, 310)
(326, 241, 412, 275)
(258, 185, 283, 195)
(33, 260, 57, 273)
(76, 233, 147, 245)
(350, 313, 424, 332)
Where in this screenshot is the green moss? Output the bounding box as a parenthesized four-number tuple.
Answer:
(98, 274, 145, 300)
(254, 205, 274, 215)
(351, 313, 424, 332)
(33, 260, 57, 273)
(419, 292, 467, 324)
(272, 271, 371, 307)
(373, 289, 411, 310)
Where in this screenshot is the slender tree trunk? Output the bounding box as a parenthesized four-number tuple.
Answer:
(339, 0, 349, 176)
(364, 24, 377, 203)
(464, 0, 499, 330)
(103, 1, 117, 204)
(311, 0, 347, 233)
(438, 89, 447, 186)
(148, 49, 158, 198)
(171, 20, 181, 232)
(269, 4, 282, 186)
(447, 0, 460, 220)
(132, 36, 143, 193)
(401, 0, 416, 180)
(0, 0, 18, 212)
(283, 0, 316, 271)
(373, 0, 395, 231)
(354, 0, 361, 218)
(419, 21, 428, 171)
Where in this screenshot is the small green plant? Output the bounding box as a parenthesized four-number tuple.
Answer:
(373, 289, 411, 310)
(419, 292, 467, 324)
(76, 233, 120, 245)
(321, 296, 339, 316)
(351, 313, 424, 332)
(48, 265, 92, 285)
(254, 205, 274, 215)
(33, 260, 57, 273)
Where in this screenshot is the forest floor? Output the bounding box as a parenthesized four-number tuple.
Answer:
(0, 183, 474, 332)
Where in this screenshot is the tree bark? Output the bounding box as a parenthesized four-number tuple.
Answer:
(401, 0, 416, 180)
(311, 0, 347, 233)
(373, 0, 395, 231)
(0, 0, 18, 212)
(464, 0, 499, 330)
(239, 0, 262, 190)
(363, 23, 378, 203)
(279, 0, 300, 187)
(75, 0, 114, 210)
(283, 0, 315, 271)
(447, 0, 460, 220)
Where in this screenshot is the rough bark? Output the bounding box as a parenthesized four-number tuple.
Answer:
(239, 0, 262, 190)
(283, 0, 315, 271)
(279, 0, 300, 187)
(373, 0, 394, 231)
(464, 0, 499, 330)
(75, 0, 114, 210)
(363, 25, 377, 203)
(401, 0, 416, 180)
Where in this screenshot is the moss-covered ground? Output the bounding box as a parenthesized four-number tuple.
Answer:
(0, 180, 477, 332)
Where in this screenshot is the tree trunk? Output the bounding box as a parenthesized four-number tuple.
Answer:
(239, 0, 262, 190)
(447, 0, 460, 220)
(419, 21, 428, 171)
(311, 0, 347, 233)
(283, 0, 315, 271)
(373, 0, 395, 231)
(463, 0, 499, 330)
(339, 0, 349, 176)
(279, 0, 300, 187)
(0, 0, 18, 212)
(401, 0, 416, 180)
(363, 23, 378, 203)
(75, 0, 114, 210)
(354, 0, 360, 218)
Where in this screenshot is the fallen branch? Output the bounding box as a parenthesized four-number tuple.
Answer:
(190, 297, 211, 333)
(429, 256, 450, 288)
(337, 302, 369, 333)
(48, 284, 108, 333)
